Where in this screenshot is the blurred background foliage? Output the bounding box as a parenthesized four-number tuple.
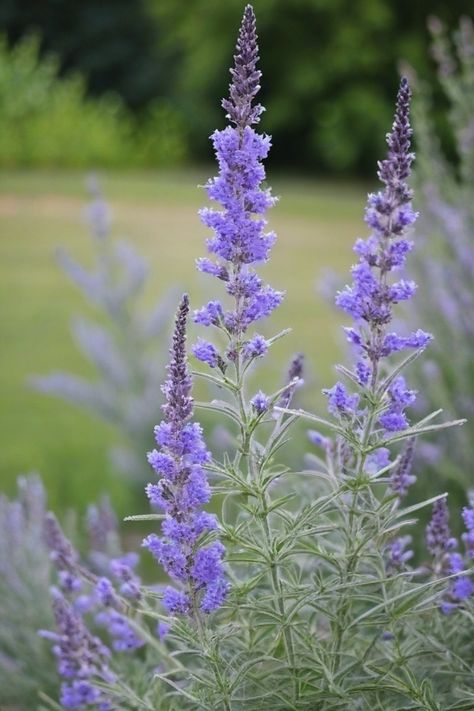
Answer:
(0, 0, 471, 173)
(0, 2, 473, 518)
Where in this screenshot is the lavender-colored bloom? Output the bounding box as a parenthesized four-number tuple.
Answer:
(95, 609, 143, 653)
(162, 588, 191, 615)
(381, 330, 432, 357)
(43, 503, 146, 709)
(327, 78, 431, 432)
(442, 552, 474, 610)
(379, 377, 416, 435)
(40, 588, 115, 710)
(109, 556, 141, 600)
(307, 430, 329, 450)
(387, 535, 413, 570)
(250, 391, 270, 414)
(143, 295, 227, 615)
(461, 506, 474, 558)
(194, 5, 283, 356)
(451, 576, 474, 601)
(59, 571, 82, 594)
(365, 448, 390, 475)
(201, 576, 230, 614)
(356, 360, 371, 386)
(95, 578, 120, 608)
(87, 575, 144, 654)
(426, 499, 457, 557)
(192, 339, 219, 368)
(44, 513, 81, 591)
(323, 382, 359, 420)
(243, 334, 268, 359)
(389, 438, 416, 497)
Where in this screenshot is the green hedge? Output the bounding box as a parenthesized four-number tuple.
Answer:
(0, 35, 188, 168)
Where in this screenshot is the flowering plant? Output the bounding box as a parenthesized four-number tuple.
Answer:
(31, 177, 177, 485)
(39, 6, 474, 710)
(403, 16, 474, 497)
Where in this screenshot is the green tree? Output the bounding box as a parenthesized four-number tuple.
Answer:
(150, 0, 473, 173)
(0, 0, 174, 108)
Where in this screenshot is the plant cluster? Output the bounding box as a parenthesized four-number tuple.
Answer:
(403, 16, 474, 500)
(31, 177, 177, 486)
(32, 6, 474, 711)
(4, 6, 474, 710)
(0, 475, 57, 708)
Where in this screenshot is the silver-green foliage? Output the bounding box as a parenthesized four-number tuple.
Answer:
(407, 16, 474, 492)
(115, 330, 472, 710)
(31, 179, 176, 485)
(0, 475, 57, 707)
(16, 353, 474, 711)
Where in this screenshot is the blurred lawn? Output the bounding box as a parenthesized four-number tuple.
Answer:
(0, 169, 366, 516)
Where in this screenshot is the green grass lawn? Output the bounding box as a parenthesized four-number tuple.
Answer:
(0, 169, 367, 516)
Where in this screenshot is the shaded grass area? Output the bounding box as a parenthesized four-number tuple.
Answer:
(0, 169, 366, 517)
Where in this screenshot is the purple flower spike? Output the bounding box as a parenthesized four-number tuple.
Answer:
(44, 513, 81, 592)
(40, 589, 115, 710)
(387, 535, 413, 570)
(144, 295, 227, 615)
(390, 438, 416, 498)
(426, 499, 457, 558)
(192, 339, 220, 368)
(326, 78, 431, 433)
(461, 506, 474, 558)
(195, 4, 282, 358)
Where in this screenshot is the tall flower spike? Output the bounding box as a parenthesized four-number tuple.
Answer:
(144, 295, 228, 615)
(327, 78, 432, 432)
(426, 498, 457, 559)
(194, 5, 283, 359)
(39, 589, 115, 710)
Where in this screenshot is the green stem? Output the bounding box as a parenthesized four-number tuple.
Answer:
(192, 594, 232, 711)
(233, 348, 299, 700)
(331, 395, 378, 676)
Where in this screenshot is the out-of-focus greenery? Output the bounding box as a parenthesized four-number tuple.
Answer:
(0, 35, 187, 168)
(0, 169, 364, 517)
(31, 177, 178, 490)
(0, 0, 170, 109)
(1, 0, 472, 173)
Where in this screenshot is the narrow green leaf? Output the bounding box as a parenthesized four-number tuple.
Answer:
(124, 513, 164, 522)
